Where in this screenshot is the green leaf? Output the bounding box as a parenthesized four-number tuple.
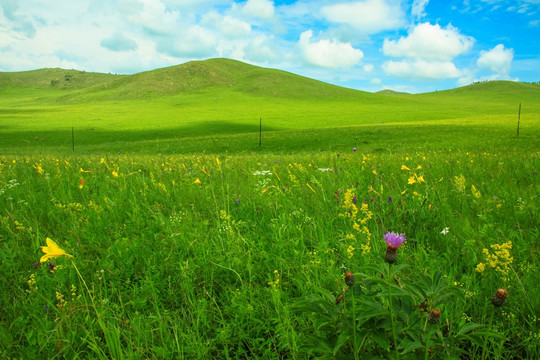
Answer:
(398, 338, 423, 355)
(333, 331, 352, 356)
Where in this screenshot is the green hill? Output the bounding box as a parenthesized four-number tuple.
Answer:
(0, 58, 370, 102)
(0, 58, 539, 155)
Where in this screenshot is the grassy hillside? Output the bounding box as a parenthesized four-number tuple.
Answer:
(0, 58, 539, 155)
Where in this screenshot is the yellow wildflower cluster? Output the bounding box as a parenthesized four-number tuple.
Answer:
(471, 185, 481, 199)
(454, 174, 466, 193)
(56, 291, 66, 309)
(268, 270, 280, 290)
(26, 274, 38, 294)
(346, 245, 355, 259)
(340, 189, 373, 254)
(476, 241, 513, 281)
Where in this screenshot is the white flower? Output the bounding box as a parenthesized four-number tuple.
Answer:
(252, 170, 273, 176)
(441, 227, 450, 235)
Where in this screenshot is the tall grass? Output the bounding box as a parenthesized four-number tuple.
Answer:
(1, 148, 538, 358)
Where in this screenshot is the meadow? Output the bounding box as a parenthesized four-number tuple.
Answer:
(0, 59, 539, 359)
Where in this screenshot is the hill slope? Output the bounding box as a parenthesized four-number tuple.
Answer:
(0, 58, 370, 102)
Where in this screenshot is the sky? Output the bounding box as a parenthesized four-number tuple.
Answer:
(1, 0, 539, 93)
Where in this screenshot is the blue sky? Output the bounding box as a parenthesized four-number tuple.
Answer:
(1, 0, 539, 93)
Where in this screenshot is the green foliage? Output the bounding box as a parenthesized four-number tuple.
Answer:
(0, 149, 538, 358)
(0, 59, 538, 358)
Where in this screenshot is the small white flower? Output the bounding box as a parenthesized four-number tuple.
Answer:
(441, 227, 450, 235)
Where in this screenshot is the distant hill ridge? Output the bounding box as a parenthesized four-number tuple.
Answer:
(1, 58, 539, 102)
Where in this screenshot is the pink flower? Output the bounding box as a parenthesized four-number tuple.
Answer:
(384, 232, 406, 249)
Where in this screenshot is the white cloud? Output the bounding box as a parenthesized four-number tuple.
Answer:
(321, 0, 405, 34)
(156, 25, 218, 58)
(383, 60, 462, 80)
(383, 23, 474, 61)
(242, 0, 275, 19)
(202, 12, 251, 39)
(411, 0, 430, 19)
(364, 64, 374, 72)
(100, 32, 138, 52)
(122, 0, 181, 36)
(477, 44, 514, 78)
(299, 30, 363, 68)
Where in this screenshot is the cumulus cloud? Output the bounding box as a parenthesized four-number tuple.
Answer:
(411, 0, 429, 19)
(122, 0, 181, 36)
(299, 30, 364, 68)
(0, 0, 36, 37)
(202, 12, 251, 39)
(156, 25, 218, 58)
(476, 44, 513, 78)
(242, 0, 275, 19)
(100, 32, 138, 52)
(383, 23, 474, 61)
(321, 0, 405, 34)
(383, 60, 462, 80)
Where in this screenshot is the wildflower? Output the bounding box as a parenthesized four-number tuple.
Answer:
(345, 271, 355, 287)
(40, 238, 72, 263)
(112, 171, 119, 177)
(194, 178, 201, 184)
(491, 288, 507, 307)
(347, 245, 355, 259)
(417, 175, 425, 183)
(388, 196, 393, 202)
(441, 227, 450, 235)
(401, 165, 411, 171)
(428, 309, 441, 324)
(353, 147, 357, 151)
(408, 177, 416, 185)
(383, 232, 406, 264)
(471, 185, 481, 198)
(454, 174, 466, 192)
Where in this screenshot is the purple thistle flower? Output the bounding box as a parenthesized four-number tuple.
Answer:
(353, 147, 357, 152)
(384, 232, 406, 249)
(388, 196, 393, 202)
(384, 232, 406, 264)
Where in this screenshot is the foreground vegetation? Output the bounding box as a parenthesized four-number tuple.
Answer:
(1, 146, 538, 358)
(1, 59, 539, 358)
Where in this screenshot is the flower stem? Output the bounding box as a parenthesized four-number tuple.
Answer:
(388, 264, 400, 360)
(424, 327, 432, 360)
(351, 288, 359, 360)
(481, 310, 495, 360)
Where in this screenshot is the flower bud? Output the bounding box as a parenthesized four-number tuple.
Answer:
(384, 246, 398, 264)
(491, 288, 507, 307)
(428, 309, 441, 324)
(345, 271, 355, 287)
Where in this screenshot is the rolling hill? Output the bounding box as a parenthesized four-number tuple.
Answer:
(0, 58, 539, 155)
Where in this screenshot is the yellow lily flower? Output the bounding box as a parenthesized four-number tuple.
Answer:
(401, 165, 411, 171)
(40, 238, 73, 263)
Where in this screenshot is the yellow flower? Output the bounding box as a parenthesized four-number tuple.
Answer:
(401, 165, 411, 171)
(417, 175, 425, 183)
(408, 177, 417, 185)
(40, 238, 72, 263)
(194, 178, 201, 184)
(112, 171, 119, 178)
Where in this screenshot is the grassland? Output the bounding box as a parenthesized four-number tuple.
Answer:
(0, 59, 539, 359)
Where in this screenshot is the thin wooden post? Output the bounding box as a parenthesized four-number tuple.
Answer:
(259, 117, 262, 147)
(516, 103, 521, 137)
(72, 127, 75, 151)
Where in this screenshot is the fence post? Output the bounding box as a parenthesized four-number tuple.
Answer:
(516, 103, 521, 137)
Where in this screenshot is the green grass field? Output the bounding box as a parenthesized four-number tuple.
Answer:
(0, 59, 539, 359)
